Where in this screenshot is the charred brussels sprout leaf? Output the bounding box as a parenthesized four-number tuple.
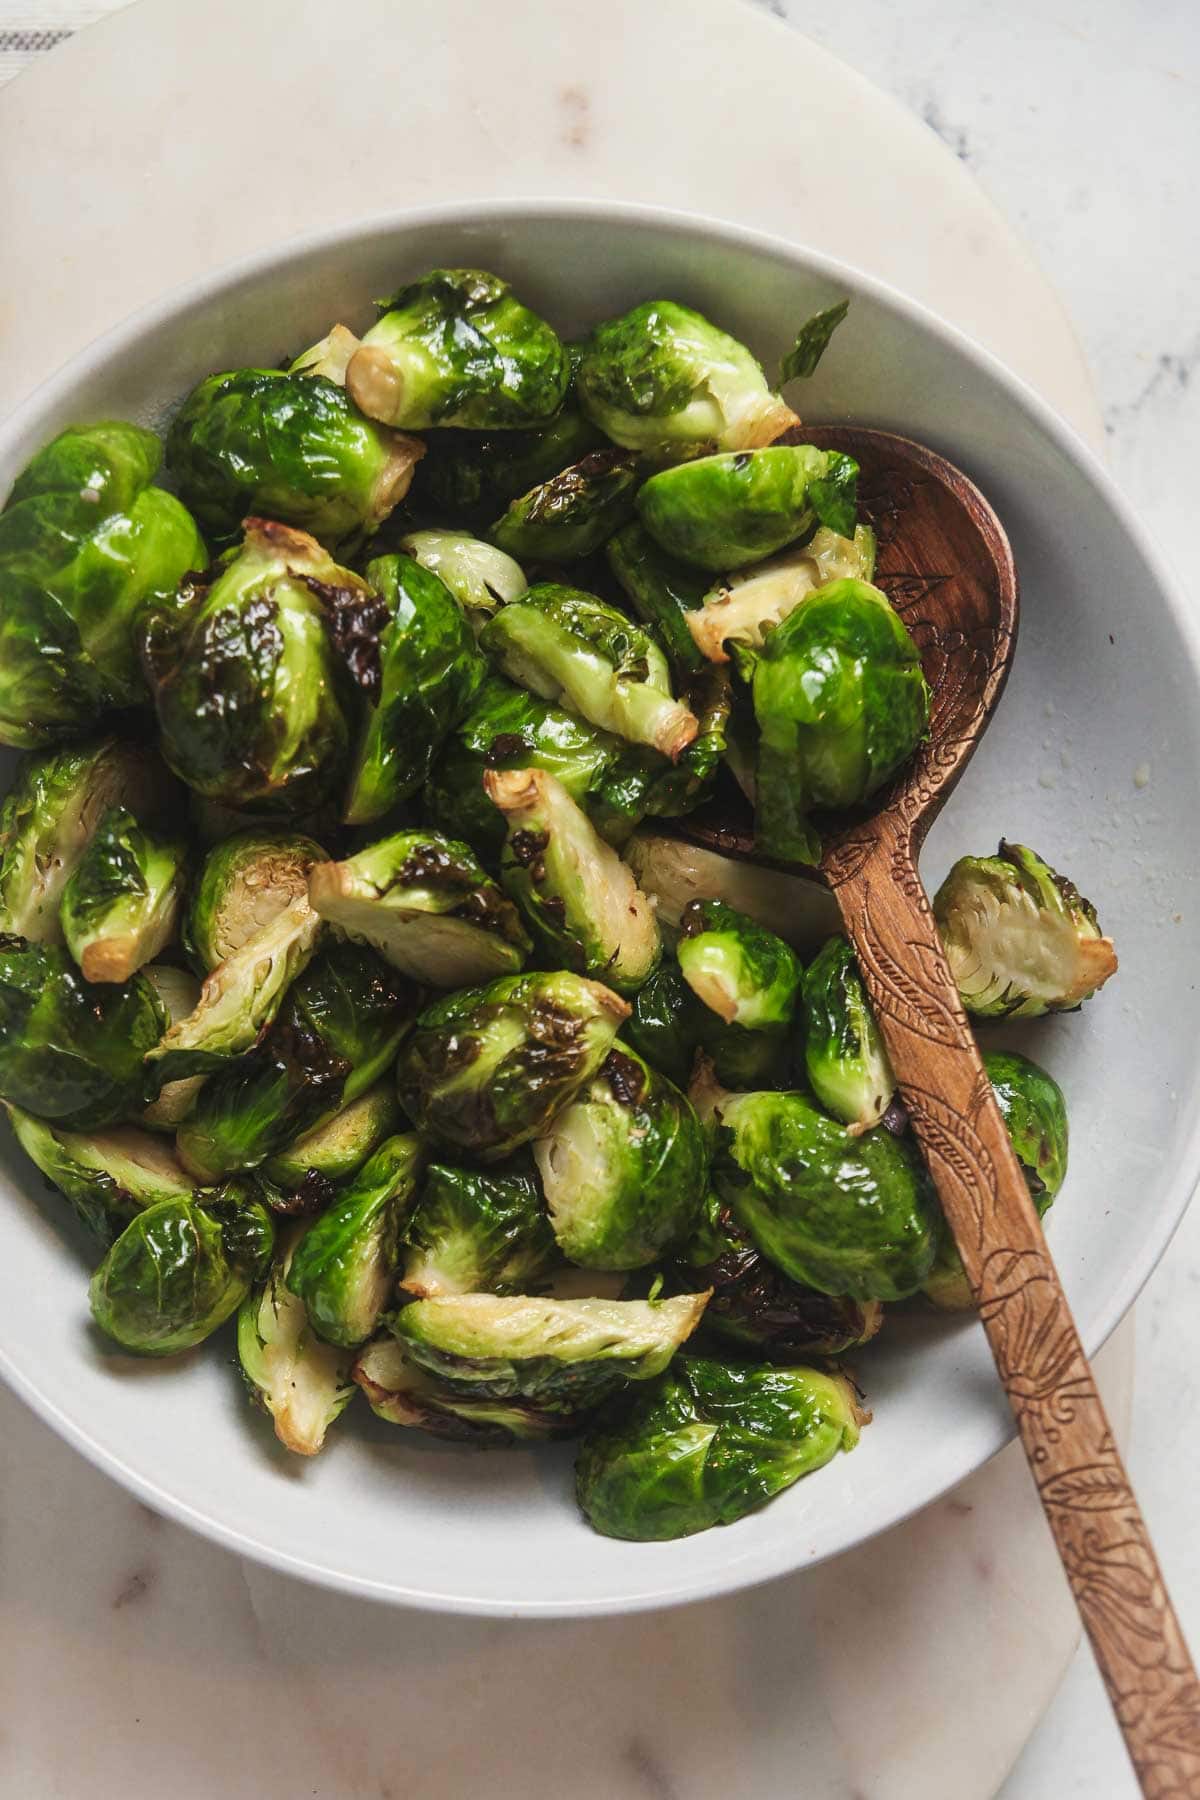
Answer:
(479, 583, 699, 762)
(576, 301, 797, 459)
(142, 519, 362, 814)
(346, 268, 570, 431)
(396, 969, 629, 1161)
(637, 445, 859, 572)
(0, 421, 205, 745)
(933, 841, 1118, 1017)
(752, 579, 930, 864)
(708, 1086, 940, 1301)
(89, 1185, 274, 1356)
(309, 829, 529, 986)
(166, 368, 422, 548)
(344, 551, 485, 825)
(399, 528, 527, 619)
(799, 936, 895, 1132)
(353, 1335, 578, 1442)
(626, 960, 785, 1091)
(779, 300, 850, 383)
(286, 1134, 424, 1346)
(684, 525, 877, 664)
(677, 898, 802, 1033)
(400, 1155, 558, 1297)
(485, 768, 660, 994)
(264, 1080, 403, 1188)
(184, 828, 328, 973)
(390, 1290, 709, 1413)
(0, 938, 166, 1127)
(534, 1044, 706, 1269)
(5, 1103, 196, 1242)
(59, 806, 186, 983)
(238, 1223, 355, 1454)
(0, 736, 177, 942)
(575, 1356, 862, 1540)
(605, 520, 710, 677)
(489, 448, 640, 563)
(176, 939, 418, 1181)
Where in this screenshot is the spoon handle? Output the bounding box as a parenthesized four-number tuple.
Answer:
(827, 821, 1200, 1797)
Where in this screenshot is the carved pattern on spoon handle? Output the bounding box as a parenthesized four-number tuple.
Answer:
(827, 824, 1200, 1798)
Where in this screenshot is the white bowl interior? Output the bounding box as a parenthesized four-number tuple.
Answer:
(1, 206, 1197, 1614)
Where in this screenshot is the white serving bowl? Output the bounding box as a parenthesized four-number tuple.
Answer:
(1, 202, 1197, 1616)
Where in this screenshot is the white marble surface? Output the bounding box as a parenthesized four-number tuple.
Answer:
(0, 2, 1196, 1795)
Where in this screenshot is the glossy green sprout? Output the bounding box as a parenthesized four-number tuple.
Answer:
(684, 525, 876, 664)
(59, 805, 186, 984)
(400, 1155, 558, 1297)
(489, 448, 640, 562)
(263, 1080, 403, 1190)
(286, 1134, 424, 1346)
(184, 828, 328, 972)
(238, 1223, 356, 1454)
(399, 527, 527, 619)
(5, 1103, 196, 1243)
(799, 936, 895, 1132)
(352, 1335, 577, 1443)
(676, 898, 802, 1033)
(637, 445, 859, 572)
(626, 960, 786, 1091)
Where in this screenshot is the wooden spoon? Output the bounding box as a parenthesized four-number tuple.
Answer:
(680, 425, 1200, 1796)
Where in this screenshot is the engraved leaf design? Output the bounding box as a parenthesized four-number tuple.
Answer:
(1040, 1463, 1133, 1512)
(854, 904, 963, 1045)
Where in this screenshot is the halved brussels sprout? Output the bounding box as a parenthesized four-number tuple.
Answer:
(139, 964, 205, 1133)
(237, 1222, 355, 1454)
(933, 841, 1118, 1018)
(0, 937, 166, 1127)
(924, 1049, 1069, 1311)
(706, 1082, 941, 1301)
(621, 830, 840, 950)
(626, 960, 785, 1091)
(637, 445, 859, 572)
(390, 1289, 710, 1413)
(177, 939, 418, 1181)
(308, 829, 530, 986)
(684, 524, 877, 663)
(484, 768, 660, 994)
(399, 528, 527, 618)
(575, 1356, 862, 1541)
(576, 301, 797, 459)
(396, 969, 629, 1162)
(344, 551, 485, 825)
(90, 1184, 275, 1356)
(263, 1080, 403, 1188)
(166, 368, 422, 547)
(5, 1103, 195, 1242)
(59, 806, 186, 983)
(799, 936, 895, 1133)
(352, 1336, 576, 1442)
(605, 520, 710, 676)
(141, 520, 362, 814)
(534, 1044, 706, 1269)
(752, 578, 930, 864)
(479, 583, 699, 761)
(0, 737, 177, 943)
(0, 421, 206, 746)
(345, 269, 570, 430)
(400, 1155, 558, 1298)
(489, 448, 640, 562)
(184, 829, 328, 972)
(286, 1134, 424, 1346)
(676, 898, 802, 1033)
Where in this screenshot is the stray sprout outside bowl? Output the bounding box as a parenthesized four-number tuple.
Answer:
(0, 200, 1197, 1617)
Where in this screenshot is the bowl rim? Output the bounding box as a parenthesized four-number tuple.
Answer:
(2, 194, 1197, 1616)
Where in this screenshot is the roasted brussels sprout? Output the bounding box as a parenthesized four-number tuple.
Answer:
(799, 936, 895, 1133)
(933, 841, 1118, 1017)
(400, 1155, 558, 1297)
(263, 1079, 403, 1189)
(0, 737, 177, 943)
(683, 525, 877, 663)
(533, 1044, 705, 1269)
(166, 368, 422, 547)
(289, 322, 360, 385)
(626, 960, 784, 1091)
(575, 1356, 862, 1540)
(176, 940, 418, 1180)
(622, 830, 840, 950)
(752, 578, 930, 863)
(0, 937, 166, 1128)
(637, 445, 859, 572)
(184, 829, 327, 972)
(286, 1134, 424, 1346)
(479, 583, 699, 761)
(398, 527, 527, 618)
(138, 964, 205, 1133)
(576, 301, 796, 459)
(412, 373, 603, 524)
(59, 806, 186, 983)
(676, 898, 802, 1034)
(704, 1081, 940, 1301)
(389, 1290, 709, 1413)
(5, 1103, 195, 1242)
(237, 1222, 355, 1454)
(345, 269, 570, 431)
(489, 448, 640, 562)
(396, 969, 629, 1161)
(924, 1049, 1069, 1311)
(605, 520, 710, 676)
(779, 300, 850, 383)
(344, 550, 485, 825)
(308, 829, 530, 985)
(0, 421, 205, 746)
(90, 1184, 275, 1356)
(352, 1335, 576, 1441)
(142, 519, 363, 814)
(484, 768, 659, 993)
